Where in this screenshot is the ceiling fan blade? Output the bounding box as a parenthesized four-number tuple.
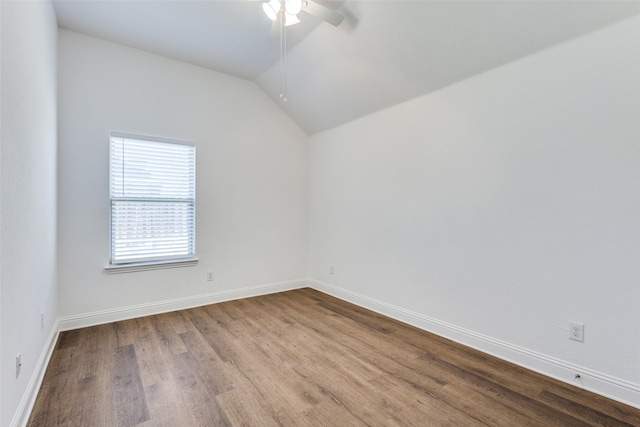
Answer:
(302, 1, 344, 26)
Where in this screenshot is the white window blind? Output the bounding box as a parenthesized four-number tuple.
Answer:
(110, 133, 196, 265)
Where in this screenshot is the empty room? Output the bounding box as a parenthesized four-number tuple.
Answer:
(1, 0, 639, 425)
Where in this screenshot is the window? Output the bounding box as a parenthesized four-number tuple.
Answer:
(109, 132, 196, 267)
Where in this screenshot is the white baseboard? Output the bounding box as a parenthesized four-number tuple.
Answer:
(309, 279, 640, 410)
(59, 278, 308, 331)
(11, 319, 60, 427)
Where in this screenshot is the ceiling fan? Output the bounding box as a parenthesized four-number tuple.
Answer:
(262, 0, 344, 102)
(262, 0, 345, 37)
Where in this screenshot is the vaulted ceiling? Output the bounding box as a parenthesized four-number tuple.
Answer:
(53, 1, 640, 134)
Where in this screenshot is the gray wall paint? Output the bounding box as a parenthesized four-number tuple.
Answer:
(309, 16, 640, 394)
(1, 2, 58, 426)
(57, 30, 309, 318)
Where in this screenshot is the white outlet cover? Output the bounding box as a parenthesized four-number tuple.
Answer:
(569, 322, 584, 342)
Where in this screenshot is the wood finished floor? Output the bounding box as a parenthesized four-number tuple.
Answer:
(28, 288, 640, 426)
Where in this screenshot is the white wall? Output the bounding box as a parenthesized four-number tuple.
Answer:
(309, 16, 640, 404)
(57, 30, 308, 318)
(1, 1, 58, 426)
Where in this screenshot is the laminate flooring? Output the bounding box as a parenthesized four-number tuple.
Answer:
(28, 288, 640, 426)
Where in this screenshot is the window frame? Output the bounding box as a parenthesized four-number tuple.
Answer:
(105, 131, 198, 273)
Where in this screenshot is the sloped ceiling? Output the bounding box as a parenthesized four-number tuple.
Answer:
(53, 1, 640, 135)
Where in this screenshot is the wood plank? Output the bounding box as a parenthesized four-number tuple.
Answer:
(130, 316, 172, 387)
(143, 381, 193, 427)
(150, 312, 189, 355)
(115, 317, 145, 348)
(167, 350, 231, 426)
(55, 329, 82, 350)
(196, 302, 323, 418)
(215, 386, 285, 427)
(67, 324, 116, 426)
(178, 329, 239, 395)
(538, 390, 640, 427)
(111, 344, 150, 425)
(26, 347, 77, 426)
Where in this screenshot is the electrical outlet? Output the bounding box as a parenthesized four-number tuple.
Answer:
(16, 353, 22, 378)
(569, 322, 584, 342)
(41, 311, 45, 331)
(207, 272, 214, 281)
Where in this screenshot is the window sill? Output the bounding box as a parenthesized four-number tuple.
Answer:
(104, 258, 199, 274)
